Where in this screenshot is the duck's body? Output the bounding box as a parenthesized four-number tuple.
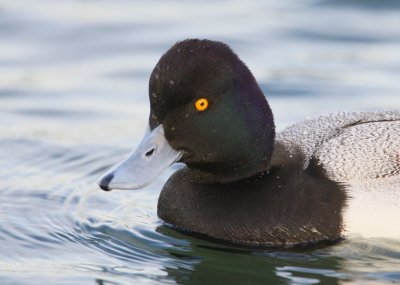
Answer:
(278, 111, 400, 182)
(279, 111, 400, 241)
(99, 39, 400, 247)
(158, 110, 400, 245)
(158, 144, 345, 246)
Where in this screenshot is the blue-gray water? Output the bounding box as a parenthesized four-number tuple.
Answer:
(1, 0, 400, 284)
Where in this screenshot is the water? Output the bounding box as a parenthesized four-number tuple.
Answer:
(1, 0, 400, 284)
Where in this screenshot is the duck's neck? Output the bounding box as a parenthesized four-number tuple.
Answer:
(185, 156, 271, 184)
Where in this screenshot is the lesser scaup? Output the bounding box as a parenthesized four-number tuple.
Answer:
(98, 39, 400, 246)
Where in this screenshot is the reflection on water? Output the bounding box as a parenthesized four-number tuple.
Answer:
(1, 0, 400, 284)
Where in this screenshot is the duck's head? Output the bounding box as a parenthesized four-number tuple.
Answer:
(98, 39, 275, 191)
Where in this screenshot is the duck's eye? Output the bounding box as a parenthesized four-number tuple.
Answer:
(195, 98, 209, 112)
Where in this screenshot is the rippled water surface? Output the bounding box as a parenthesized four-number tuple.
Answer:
(1, 0, 400, 284)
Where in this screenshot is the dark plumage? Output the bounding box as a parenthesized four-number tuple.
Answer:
(99, 39, 400, 246)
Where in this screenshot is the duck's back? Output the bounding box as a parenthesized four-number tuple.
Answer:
(277, 111, 400, 182)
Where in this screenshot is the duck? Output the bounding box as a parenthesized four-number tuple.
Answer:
(98, 39, 400, 247)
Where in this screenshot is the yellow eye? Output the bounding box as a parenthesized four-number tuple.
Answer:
(195, 98, 209, 111)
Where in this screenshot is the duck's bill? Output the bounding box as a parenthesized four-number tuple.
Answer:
(98, 124, 182, 191)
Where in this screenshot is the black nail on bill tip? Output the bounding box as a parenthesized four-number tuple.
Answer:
(99, 174, 114, 191)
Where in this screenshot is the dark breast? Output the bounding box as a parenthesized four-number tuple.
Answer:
(157, 152, 346, 247)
